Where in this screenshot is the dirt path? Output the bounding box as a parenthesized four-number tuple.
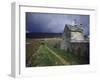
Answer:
(45, 45, 70, 65)
(27, 45, 43, 66)
(27, 44, 70, 66)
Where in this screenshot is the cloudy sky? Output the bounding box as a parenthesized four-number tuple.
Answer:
(26, 12, 89, 35)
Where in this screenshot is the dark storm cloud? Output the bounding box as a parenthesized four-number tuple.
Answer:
(80, 16, 90, 35)
(26, 12, 89, 35)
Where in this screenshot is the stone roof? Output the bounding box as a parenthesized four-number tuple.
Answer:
(65, 24, 83, 32)
(64, 24, 89, 43)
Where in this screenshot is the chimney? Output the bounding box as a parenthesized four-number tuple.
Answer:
(72, 19, 77, 26)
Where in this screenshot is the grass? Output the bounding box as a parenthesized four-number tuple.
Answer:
(26, 39, 42, 65)
(46, 43, 80, 65)
(26, 38, 86, 67)
(29, 45, 67, 66)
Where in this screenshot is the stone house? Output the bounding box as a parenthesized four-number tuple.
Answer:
(60, 24, 89, 59)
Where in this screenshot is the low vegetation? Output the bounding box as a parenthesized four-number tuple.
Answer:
(26, 38, 86, 67)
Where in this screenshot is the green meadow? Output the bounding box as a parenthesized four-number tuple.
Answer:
(26, 38, 85, 67)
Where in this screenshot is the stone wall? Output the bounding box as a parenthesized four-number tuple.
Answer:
(69, 42, 89, 57)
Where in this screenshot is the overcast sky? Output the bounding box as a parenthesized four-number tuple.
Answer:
(26, 12, 89, 35)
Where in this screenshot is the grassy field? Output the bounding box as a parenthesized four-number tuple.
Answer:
(26, 38, 85, 67)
